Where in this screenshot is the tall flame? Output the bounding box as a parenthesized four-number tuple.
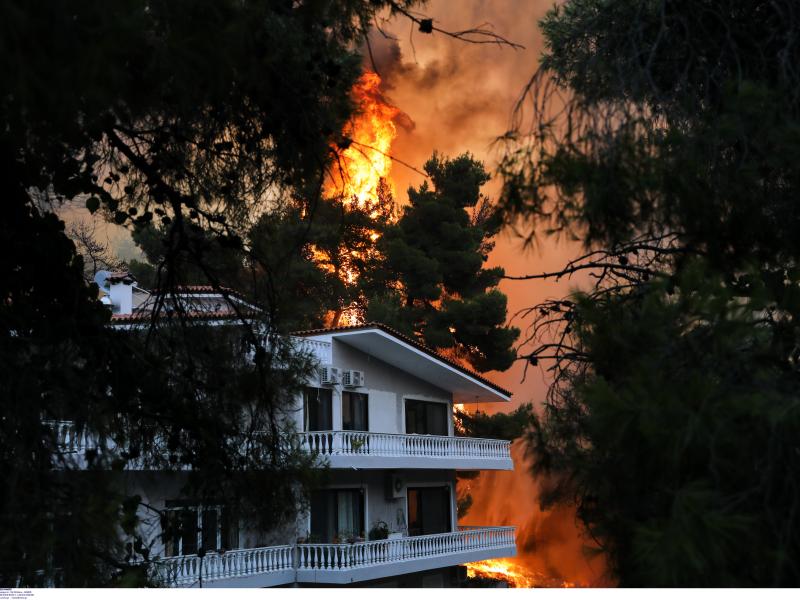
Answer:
(322, 71, 399, 327)
(329, 71, 399, 211)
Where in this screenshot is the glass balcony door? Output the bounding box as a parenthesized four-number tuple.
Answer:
(405, 399, 448, 436)
(304, 387, 333, 431)
(342, 391, 368, 431)
(310, 488, 365, 542)
(407, 486, 452, 536)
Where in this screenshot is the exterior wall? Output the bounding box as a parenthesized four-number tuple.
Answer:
(333, 339, 454, 436)
(118, 468, 455, 558)
(298, 469, 457, 540)
(119, 471, 303, 557)
(100, 328, 514, 587)
(117, 472, 193, 558)
(291, 335, 454, 436)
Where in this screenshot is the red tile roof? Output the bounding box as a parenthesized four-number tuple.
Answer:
(109, 287, 258, 324)
(110, 289, 512, 398)
(148, 285, 251, 301)
(107, 271, 136, 284)
(110, 310, 252, 324)
(292, 322, 512, 398)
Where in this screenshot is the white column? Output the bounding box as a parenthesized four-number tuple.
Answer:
(332, 388, 343, 431)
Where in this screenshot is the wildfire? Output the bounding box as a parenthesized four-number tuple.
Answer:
(321, 71, 400, 327)
(460, 440, 611, 587)
(466, 559, 576, 588)
(329, 71, 399, 212)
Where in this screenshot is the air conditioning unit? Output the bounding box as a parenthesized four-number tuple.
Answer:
(319, 365, 341, 385)
(342, 370, 365, 388)
(385, 474, 406, 500)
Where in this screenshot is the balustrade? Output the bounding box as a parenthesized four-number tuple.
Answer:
(149, 545, 294, 587)
(299, 431, 511, 460)
(146, 526, 515, 586)
(41, 420, 91, 453)
(296, 526, 516, 572)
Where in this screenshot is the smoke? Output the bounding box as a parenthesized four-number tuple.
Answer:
(362, 1, 547, 198)
(362, 10, 608, 582)
(460, 441, 612, 586)
(362, 1, 592, 406)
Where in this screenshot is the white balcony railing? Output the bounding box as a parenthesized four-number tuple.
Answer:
(43, 421, 513, 470)
(147, 545, 294, 588)
(146, 526, 515, 587)
(299, 430, 512, 469)
(297, 526, 515, 572)
(42, 419, 92, 454)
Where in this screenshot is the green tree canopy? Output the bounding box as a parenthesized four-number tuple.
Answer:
(368, 153, 520, 372)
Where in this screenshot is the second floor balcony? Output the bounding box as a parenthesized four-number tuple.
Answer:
(44, 421, 513, 471)
(145, 525, 516, 587)
(299, 430, 513, 471)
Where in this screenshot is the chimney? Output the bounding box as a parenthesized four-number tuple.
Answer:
(107, 271, 137, 315)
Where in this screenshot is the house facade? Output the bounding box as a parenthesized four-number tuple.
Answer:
(57, 273, 516, 587)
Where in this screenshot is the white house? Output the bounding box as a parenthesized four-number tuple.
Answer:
(56, 273, 516, 587)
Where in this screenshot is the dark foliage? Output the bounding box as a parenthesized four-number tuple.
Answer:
(455, 403, 534, 442)
(0, 0, 418, 586)
(499, 0, 800, 586)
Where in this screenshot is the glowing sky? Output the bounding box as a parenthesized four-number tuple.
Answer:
(370, 0, 589, 411)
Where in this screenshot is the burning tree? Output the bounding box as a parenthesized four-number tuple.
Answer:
(130, 76, 520, 373)
(329, 71, 400, 211)
(366, 152, 520, 373)
(498, 0, 800, 587)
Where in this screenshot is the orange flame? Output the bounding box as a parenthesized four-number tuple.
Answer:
(328, 71, 399, 212)
(322, 71, 399, 327)
(466, 558, 576, 588)
(460, 440, 612, 587)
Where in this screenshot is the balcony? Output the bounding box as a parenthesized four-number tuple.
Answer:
(43, 419, 92, 454)
(299, 430, 513, 470)
(147, 545, 296, 588)
(44, 421, 512, 472)
(146, 526, 516, 587)
(296, 525, 516, 585)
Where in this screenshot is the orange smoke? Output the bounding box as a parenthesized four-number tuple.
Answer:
(461, 440, 612, 587)
(329, 71, 399, 212)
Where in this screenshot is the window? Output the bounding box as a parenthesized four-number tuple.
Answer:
(304, 387, 333, 431)
(310, 489, 365, 542)
(163, 503, 239, 557)
(407, 486, 451, 536)
(163, 506, 197, 557)
(405, 399, 448, 436)
(342, 391, 368, 431)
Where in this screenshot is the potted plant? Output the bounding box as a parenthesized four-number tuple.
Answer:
(368, 520, 389, 541)
(350, 436, 366, 452)
(347, 532, 365, 544)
